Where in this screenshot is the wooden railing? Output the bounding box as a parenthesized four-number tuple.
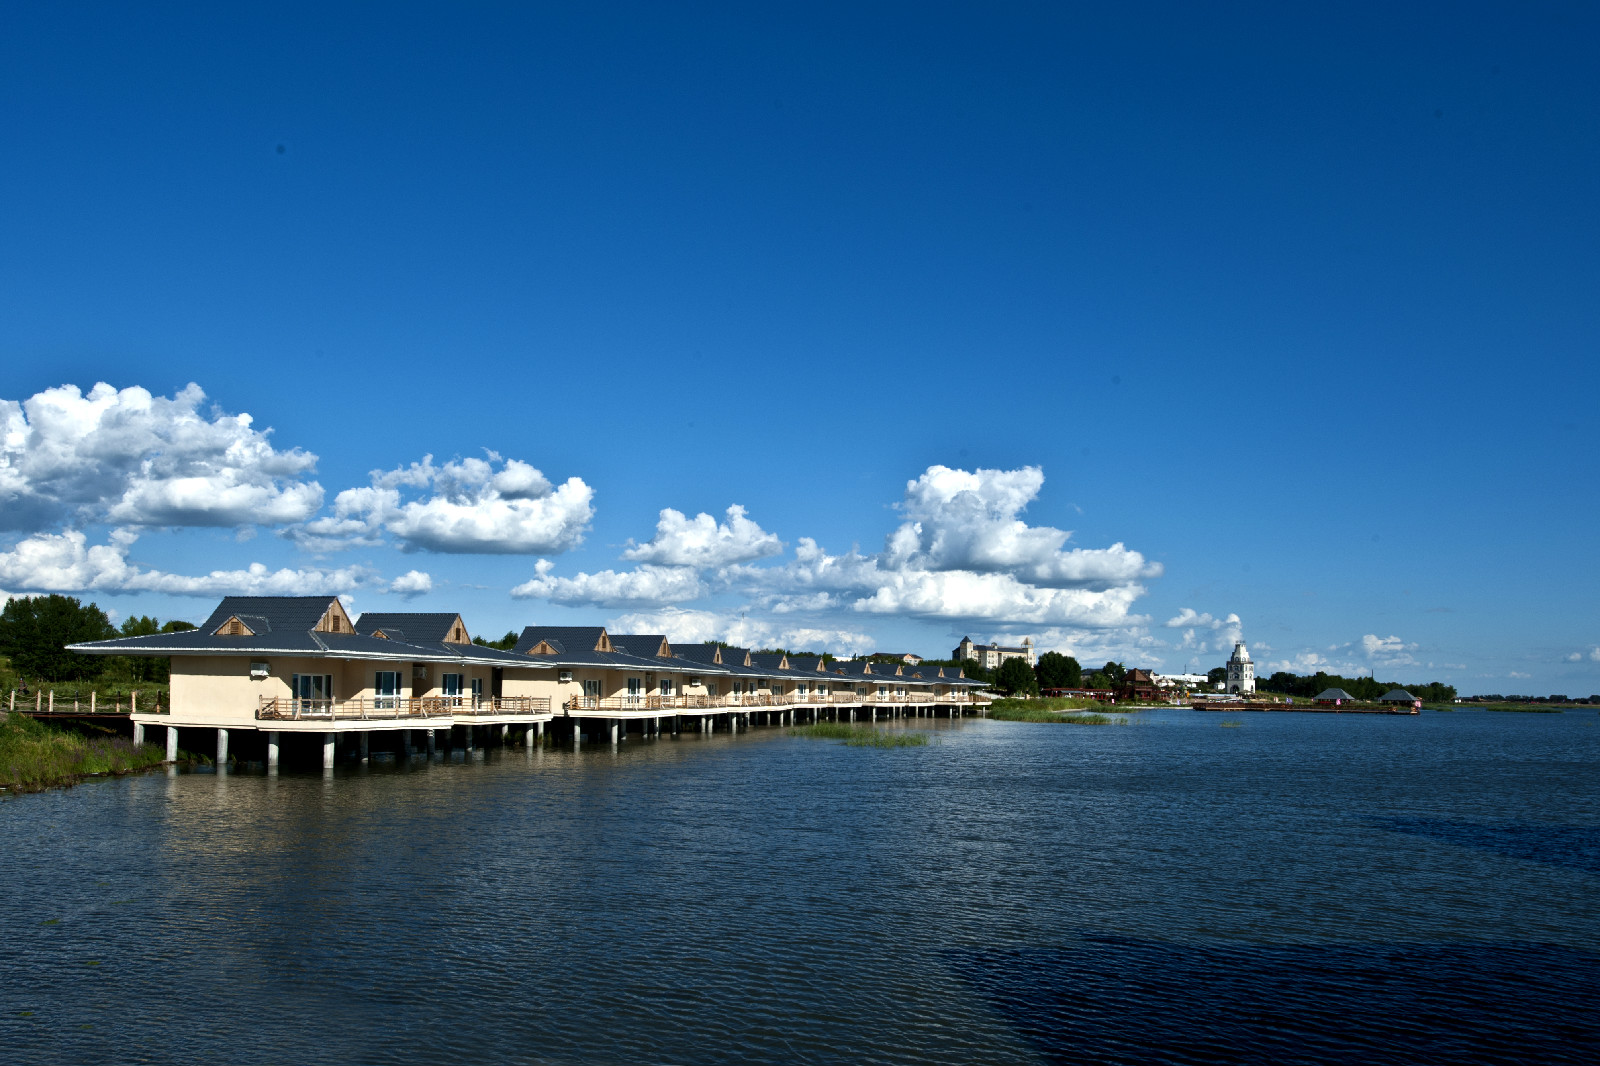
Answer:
(8, 689, 166, 715)
(560, 690, 977, 713)
(255, 696, 548, 722)
(462, 696, 551, 716)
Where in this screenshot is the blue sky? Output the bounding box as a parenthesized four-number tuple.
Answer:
(1, 3, 1596, 692)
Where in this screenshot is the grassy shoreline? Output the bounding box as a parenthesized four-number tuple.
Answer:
(986, 698, 1127, 725)
(788, 722, 930, 747)
(0, 713, 168, 794)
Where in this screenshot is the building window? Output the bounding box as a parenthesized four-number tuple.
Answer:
(583, 679, 601, 705)
(375, 670, 401, 709)
(627, 678, 642, 705)
(659, 679, 673, 698)
(442, 673, 464, 705)
(291, 673, 333, 711)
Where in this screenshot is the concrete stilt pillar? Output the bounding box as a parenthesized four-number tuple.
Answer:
(267, 731, 280, 770)
(323, 732, 336, 769)
(166, 726, 179, 762)
(132, 722, 144, 746)
(360, 732, 370, 762)
(536, 721, 544, 743)
(502, 723, 510, 744)
(610, 719, 619, 745)
(574, 720, 583, 747)
(427, 729, 437, 756)
(216, 728, 229, 769)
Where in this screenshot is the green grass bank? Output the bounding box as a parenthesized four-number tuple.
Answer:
(788, 722, 931, 747)
(987, 698, 1126, 725)
(0, 713, 168, 794)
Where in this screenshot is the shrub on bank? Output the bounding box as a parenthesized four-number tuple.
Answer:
(987, 698, 1125, 725)
(788, 722, 930, 747)
(0, 713, 166, 793)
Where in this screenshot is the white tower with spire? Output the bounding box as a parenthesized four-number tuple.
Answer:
(1226, 641, 1255, 696)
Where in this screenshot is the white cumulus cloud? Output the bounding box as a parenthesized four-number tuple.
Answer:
(606, 607, 873, 656)
(622, 505, 782, 567)
(1360, 633, 1419, 666)
(388, 570, 433, 598)
(0, 528, 380, 596)
(884, 465, 1160, 588)
(510, 559, 704, 606)
(0, 382, 322, 531)
(293, 453, 593, 554)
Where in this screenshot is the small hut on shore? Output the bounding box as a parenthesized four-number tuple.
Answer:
(1314, 687, 1357, 707)
(1379, 688, 1423, 710)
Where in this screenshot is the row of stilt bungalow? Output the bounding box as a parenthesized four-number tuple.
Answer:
(68, 596, 990, 769)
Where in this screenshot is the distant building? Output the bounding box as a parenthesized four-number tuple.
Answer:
(1314, 687, 1356, 706)
(879, 653, 923, 665)
(1225, 641, 1255, 696)
(1154, 672, 1210, 689)
(1122, 668, 1159, 701)
(954, 636, 1036, 671)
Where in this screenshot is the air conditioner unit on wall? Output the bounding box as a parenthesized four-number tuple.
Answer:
(559, 670, 572, 683)
(413, 665, 428, 680)
(250, 661, 270, 680)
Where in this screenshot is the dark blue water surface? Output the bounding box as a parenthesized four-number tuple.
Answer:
(3, 708, 1597, 1064)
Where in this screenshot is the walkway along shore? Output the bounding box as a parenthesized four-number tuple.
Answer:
(65, 596, 991, 771)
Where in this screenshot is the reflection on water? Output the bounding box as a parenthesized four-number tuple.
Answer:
(2, 710, 1597, 1065)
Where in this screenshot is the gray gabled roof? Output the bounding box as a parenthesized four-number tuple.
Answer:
(1314, 688, 1357, 701)
(1379, 688, 1418, 702)
(200, 596, 339, 634)
(608, 634, 674, 659)
(357, 612, 463, 644)
(514, 626, 609, 656)
(66, 596, 529, 668)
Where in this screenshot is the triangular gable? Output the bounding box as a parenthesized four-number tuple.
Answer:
(371, 629, 400, 640)
(594, 630, 615, 653)
(738, 650, 752, 667)
(314, 599, 354, 635)
(214, 615, 255, 637)
(711, 646, 723, 664)
(655, 637, 672, 657)
(526, 640, 559, 656)
(445, 615, 470, 645)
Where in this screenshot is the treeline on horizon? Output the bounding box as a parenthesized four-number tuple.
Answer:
(1260, 671, 1456, 703)
(0, 594, 193, 687)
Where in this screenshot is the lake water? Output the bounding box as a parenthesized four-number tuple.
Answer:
(4, 708, 1598, 1064)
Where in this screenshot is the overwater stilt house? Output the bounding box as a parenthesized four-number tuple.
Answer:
(67, 595, 989, 768)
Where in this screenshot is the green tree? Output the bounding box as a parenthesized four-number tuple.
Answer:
(473, 631, 519, 651)
(958, 657, 992, 684)
(0, 595, 116, 682)
(161, 620, 196, 633)
(1088, 671, 1111, 689)
(995, 657, 1039, 696)
(1101, 661, 1127, 686)
(1207, 667, 1228, 688)
(1035, 651, 1082, 689)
